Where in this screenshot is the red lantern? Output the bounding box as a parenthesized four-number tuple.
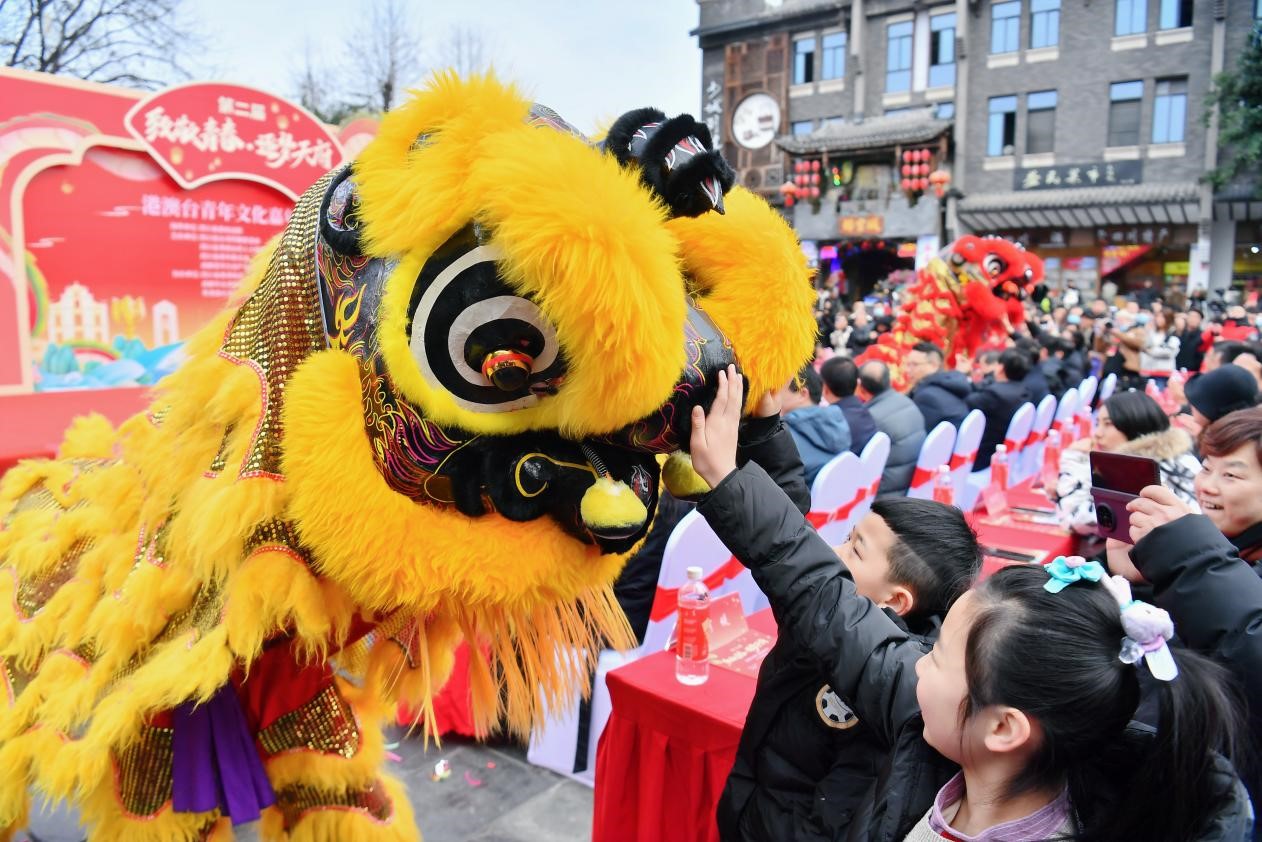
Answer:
(811, 172, 820, 185)
(900, 164, 910, 176)
(902, 150, 913, 162)
(919, 177, 929, 191)
(811, 159, 821, 171)
(920, 149, 931, 162)
(921, 163, 931, 176)
(900, 178, 911, 190)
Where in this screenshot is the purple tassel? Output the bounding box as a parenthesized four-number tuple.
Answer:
(172, 683, 275, 824)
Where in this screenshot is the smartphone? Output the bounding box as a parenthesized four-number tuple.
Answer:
(1090, 451, 1162, 543)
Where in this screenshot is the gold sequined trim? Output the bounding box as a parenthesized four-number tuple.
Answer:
(113, 725, 174, 818)
(2, 483, 56, 529)
(257, 684, 360, 758)
(219, 175, 331, 479)
(205, 426, 233, 477)
(0, 657, 30, 705)
(133, 520, 171, 570)
(245, 519, 307, 558)
(15, 538, 89, 619)
(274, 779, 393, 831)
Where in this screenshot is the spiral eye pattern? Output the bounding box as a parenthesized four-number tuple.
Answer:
(406, 228, 565, 413)
(983, 253, 1008, 279)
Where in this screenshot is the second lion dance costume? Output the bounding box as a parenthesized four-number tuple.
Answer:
(0, 74, 818, 841)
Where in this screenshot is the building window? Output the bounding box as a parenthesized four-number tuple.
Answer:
(791, 120, 815, 136)
(885, 108, 913, 117)
(1115, 0, 1146, 35)
(1027, 90, 1057, 154)
(821, 31, 847, 80)
(1108, 80, 1143, 146)
(936, 102, 956, 119)
(992, 2, 1021, 54)
(1030, 0, 1060, 47)
(1152, 78, 1187, 143)
(988, 95, 1018, 156)
(886, 21, 913, 92)
(1159, 0, 1193, 29)
(823, 115, 846, 127)
(929, 12, 957, 87)
(793, 35, 816, 85)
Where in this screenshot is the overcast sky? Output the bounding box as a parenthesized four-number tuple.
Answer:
(183, 0, 702, 134)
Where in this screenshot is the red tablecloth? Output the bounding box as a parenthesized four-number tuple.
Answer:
(593, 609, 777, 842)
(972, 477, 1076, 577)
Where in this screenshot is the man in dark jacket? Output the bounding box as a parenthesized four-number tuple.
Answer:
(1015, 337, 1050, 404)
(820, 356, 876, 454)
(905, 342, 970, 433)
(780, 365, 851, 487)
(1176, 308, 1206, 372)
(859, 361, 926, 496)
(1125, 486, 1262, 840)
(966, 348, 1031, 469)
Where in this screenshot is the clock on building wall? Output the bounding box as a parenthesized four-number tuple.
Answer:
(731, 93, 781, 150)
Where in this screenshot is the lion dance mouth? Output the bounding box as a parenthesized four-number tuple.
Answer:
(0, 73, 816, 842)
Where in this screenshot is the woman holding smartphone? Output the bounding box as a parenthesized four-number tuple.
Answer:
(1053, 390, 1201, 535)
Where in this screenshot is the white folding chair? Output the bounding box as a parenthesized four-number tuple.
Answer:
(853, 431, 890, 522)
(1097, 372, 1118, 404)
(809, 450, 864, 546)
(1017, 395, 1057, 484)
(1075, 376, 1098, 440)
(906, 421, 958, 500)
(951, 409, 986, 509)
(966, 401, 1035, 508)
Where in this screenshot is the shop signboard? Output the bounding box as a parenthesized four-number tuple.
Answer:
(1013, 160, 1142, 191)
(839, 214, 884, 236)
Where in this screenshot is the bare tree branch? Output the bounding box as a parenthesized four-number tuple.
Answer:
(343, 0, 422, 113)
(432, 25, 491, 78)
(2, 0, 201, 89)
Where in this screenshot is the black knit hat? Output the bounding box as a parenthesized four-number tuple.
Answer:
(1185, 364, 1261, 422)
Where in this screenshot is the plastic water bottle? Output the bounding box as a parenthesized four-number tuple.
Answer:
(675, 566, 710, 685)
(932, 464, 955, 506)
(984, 445, 1010, 518)
(1041, 429, 1062, 491)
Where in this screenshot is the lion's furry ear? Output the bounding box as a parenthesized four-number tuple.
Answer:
(353, 71, 531, 260)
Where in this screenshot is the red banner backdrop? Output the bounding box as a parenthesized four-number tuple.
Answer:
(0, 68, 375, 469)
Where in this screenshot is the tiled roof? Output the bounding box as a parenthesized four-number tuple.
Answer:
(776, 108, 951, 155)
(959, 181, 1200, 212)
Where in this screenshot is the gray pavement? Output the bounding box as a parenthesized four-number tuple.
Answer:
(17, 732, 593, 842)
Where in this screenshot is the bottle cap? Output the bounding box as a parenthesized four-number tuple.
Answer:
(686, 566, 703, 580)
(996, 444, 1007, 453)
(938, 464, 950, 474)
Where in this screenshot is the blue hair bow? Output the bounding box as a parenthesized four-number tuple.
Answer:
(1043, 556, 1106, 594)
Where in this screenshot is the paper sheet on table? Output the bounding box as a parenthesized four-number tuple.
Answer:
(705, 592, 775, 678)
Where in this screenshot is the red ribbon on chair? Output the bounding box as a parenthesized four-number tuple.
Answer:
(1003, 437, 1021, 455)
(805, 479, 878, 533)
(648, 556, 747, 623)
(1024, 428, 1046, 448)
(909, 465, 936, 491)
(949, 449, 978, 471)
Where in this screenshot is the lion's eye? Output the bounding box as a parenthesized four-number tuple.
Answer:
(983, 254, 1006, 278)
(407, 229, 565, 412)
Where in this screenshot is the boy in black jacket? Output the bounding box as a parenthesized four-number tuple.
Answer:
(714, 375, 981, 841)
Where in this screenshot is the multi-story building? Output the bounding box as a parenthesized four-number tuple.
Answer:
(693, 0, 1262, 299)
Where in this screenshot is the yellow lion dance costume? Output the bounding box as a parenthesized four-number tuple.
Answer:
(0, 75, 815, 841)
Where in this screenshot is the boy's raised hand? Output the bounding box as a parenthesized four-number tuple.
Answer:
(690, 365, 743, 488)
